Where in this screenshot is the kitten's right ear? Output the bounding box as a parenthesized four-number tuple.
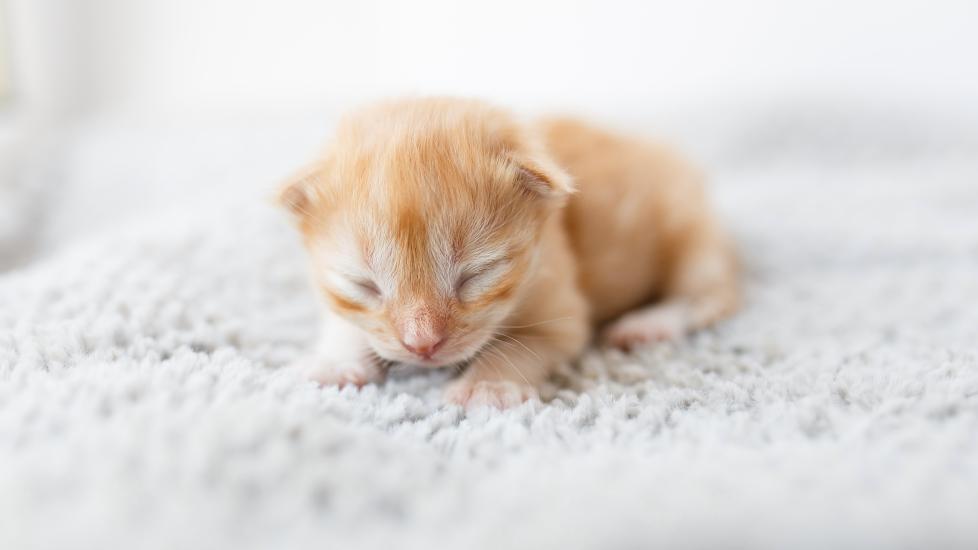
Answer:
(513, 155, 575, 207)
(277, 163, 323, 218)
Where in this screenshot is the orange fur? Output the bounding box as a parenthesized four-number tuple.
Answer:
(281, 98, 738, 408)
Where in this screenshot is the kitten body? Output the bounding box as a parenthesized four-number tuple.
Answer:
(281, 98, 738, 408)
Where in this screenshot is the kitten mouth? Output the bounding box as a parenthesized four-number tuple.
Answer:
(413, 351, 473, 369)
(374, 333, 491, 370)
(402, 344, 484, 370)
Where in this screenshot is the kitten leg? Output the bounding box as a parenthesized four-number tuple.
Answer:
(296, 311, 387, 388)
(443, 342, 546, 409)
(604, 229, 738, 350)
(445, 304, 589, 409)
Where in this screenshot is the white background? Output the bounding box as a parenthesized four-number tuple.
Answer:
(4, 0, 978, 121)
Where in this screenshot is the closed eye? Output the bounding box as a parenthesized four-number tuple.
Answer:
(455, 259, 508, 294)
(323, 268, 383, 305)
(455, 271, 480, 291)
(353, 278, 382, 297)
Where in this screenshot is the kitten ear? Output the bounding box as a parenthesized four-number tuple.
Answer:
(516, 160, 575, 202)
(277, 163, 323, 218)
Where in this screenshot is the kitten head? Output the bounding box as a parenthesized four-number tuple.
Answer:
(280, 98, 572, 367)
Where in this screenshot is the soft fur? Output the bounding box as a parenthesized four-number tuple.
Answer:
(280, 98, 738, 408)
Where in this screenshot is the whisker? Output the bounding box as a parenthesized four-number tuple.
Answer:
(482, 346, 507, 380)
(496, 316, 574, 330)
(495, 333, 542, 363)
(501, 332, 567, 342)
(483, 342, 533, 387)
(489, 336, 522, 356)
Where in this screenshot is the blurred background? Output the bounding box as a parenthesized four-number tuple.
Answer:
(1, 0, 977, 267)
(6, 0, 978, 117)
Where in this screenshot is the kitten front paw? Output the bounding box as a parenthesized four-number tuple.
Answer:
(295, 356, 387, 388)
(444, 378, 539, 410)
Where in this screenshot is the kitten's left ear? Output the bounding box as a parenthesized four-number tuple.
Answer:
(516, 158, 575, 202)
(277, 163, 323, 218)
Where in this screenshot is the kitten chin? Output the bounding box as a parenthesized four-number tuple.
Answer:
(281, 97, 739, 409)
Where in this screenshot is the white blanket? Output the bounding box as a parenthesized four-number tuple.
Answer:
(2, 108, 977, 549)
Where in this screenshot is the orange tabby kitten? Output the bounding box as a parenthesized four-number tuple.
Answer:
(280, 98, 738, 408)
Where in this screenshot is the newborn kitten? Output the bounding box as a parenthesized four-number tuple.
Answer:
(280, 98, 738, 408)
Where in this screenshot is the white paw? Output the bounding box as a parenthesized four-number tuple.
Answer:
(602, 305, 688, 350)
(443, 378, 539, 410)
(294, 355, 386, 388)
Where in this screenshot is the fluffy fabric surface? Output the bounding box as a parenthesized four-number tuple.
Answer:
(1, 109, 977, 549)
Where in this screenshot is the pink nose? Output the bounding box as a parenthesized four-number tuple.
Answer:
(398, 307, 448, 360)
(401, 335, 446, 359)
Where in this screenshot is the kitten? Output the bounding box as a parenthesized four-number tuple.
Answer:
(280, 98, 738, 408)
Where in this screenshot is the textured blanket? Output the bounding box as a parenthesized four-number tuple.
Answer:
(1, 109, 977, 549)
